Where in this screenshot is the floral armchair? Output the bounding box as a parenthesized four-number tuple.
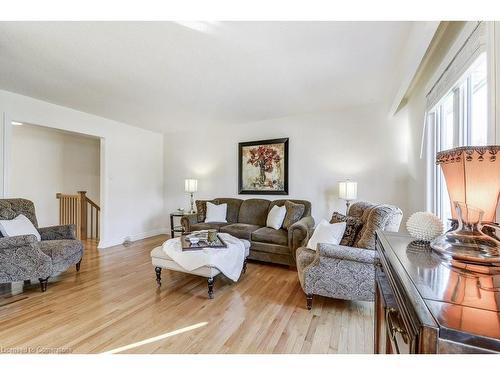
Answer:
(296, 201, 403, 309)
(0, 199, 84, 292)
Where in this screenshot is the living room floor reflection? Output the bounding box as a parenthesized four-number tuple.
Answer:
(0, 236, 373, 354)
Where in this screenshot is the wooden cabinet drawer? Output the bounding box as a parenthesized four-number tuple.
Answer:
(376, 239, 420, 354)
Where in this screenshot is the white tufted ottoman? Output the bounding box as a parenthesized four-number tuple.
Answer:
(151, 237, 250, 299)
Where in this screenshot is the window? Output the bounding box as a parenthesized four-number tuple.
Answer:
(427, 52, 489, 225)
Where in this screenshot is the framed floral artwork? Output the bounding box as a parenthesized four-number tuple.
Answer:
(238, 138, 289, 195)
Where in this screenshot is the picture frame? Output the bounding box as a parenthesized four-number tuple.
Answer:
(238, 138, 289, 195)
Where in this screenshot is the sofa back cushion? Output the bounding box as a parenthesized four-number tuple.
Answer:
(269, 199, 311, 217)
(215, 198, 243, 224)
(238, 199, 270, 226)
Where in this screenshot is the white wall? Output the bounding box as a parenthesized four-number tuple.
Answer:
(164, 103, 411, 224)
(10, 124, 100, 227)
(0, 89, 165, 248)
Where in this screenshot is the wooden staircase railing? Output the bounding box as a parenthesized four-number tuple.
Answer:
(56, 191, 100, 240)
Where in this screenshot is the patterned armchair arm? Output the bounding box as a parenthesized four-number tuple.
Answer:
(180, 214, 198, 233)
(0, 234, 53, 283)
(38, 224, 77, 240)
(317, 243, 377, 265)
(0, 234, 38, 250)
(288, 216, 315, 261)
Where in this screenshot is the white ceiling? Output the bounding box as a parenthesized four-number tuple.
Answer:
(0, 21, 423, 133)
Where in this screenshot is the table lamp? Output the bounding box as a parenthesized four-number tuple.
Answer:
(339, 180, 357, 214)
(184, 179, 198, 214)
(430, 146, 500, 269)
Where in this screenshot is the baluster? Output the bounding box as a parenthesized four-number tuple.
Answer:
(90, 205, 94, 239)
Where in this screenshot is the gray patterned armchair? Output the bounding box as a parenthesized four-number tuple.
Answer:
(296, 201, 402, 310)
(0, 199, 84, 292)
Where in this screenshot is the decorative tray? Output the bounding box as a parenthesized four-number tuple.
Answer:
(180, 232, 227, 251)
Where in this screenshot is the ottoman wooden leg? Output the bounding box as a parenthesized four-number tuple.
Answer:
(207, 277, 214, 299)
(155, 267, 162, 287)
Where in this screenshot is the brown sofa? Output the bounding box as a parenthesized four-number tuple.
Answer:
(181, 198, 314, 266)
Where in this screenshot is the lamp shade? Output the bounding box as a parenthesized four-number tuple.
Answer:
(436, 146, 500, 222)
(339, 180, 358, 201)
(184, 179, 198, 193)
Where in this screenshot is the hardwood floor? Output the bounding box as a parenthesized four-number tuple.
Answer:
(0, 235, 374, 354)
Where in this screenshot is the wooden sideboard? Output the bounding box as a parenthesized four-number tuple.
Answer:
(374, 231, 500, 354)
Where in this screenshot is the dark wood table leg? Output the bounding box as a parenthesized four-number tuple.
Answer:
(155, 267, 162, 287)
(170, 214, 175, 238)
(207, 277, 214, 299)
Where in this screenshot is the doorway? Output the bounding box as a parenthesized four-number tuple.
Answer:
(8, 122, 101, 242)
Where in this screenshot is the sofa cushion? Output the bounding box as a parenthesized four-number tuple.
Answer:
(215, 198, 243, 224)
(237, 199, 270, 226)
(220, 223, 261, 240)
(190, 222, 226, 232)
(282, 200, 305, 230)
(251, 227, 288, 246)
(330, 212, 364, 247)
(250, 241, 290, 256)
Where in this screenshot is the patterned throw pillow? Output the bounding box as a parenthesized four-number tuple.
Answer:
(195, 200, 218, 223)
(330, 211, 363, 247)
(282, 201, 306, 230)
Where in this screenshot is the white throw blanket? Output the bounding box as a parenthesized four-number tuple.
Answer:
(162, 233, 246, 282)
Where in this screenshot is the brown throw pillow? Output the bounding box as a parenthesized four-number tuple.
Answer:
(282, 201, 305, 230)
(330, 211, 363, 247)
(195, 200, 218, 222)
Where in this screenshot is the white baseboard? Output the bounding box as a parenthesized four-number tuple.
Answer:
(97, 227, 168, 249)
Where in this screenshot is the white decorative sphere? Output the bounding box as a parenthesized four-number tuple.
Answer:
(406, 212, 444, 241)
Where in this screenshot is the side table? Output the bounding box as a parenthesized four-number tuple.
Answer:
(169, 212, 195, 238)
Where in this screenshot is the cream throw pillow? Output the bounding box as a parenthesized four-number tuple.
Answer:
(0, 214, 41, 241)
(307, 219, 346, 250)
(204, 202, 228, 223)
(266, 205, 287, 230)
